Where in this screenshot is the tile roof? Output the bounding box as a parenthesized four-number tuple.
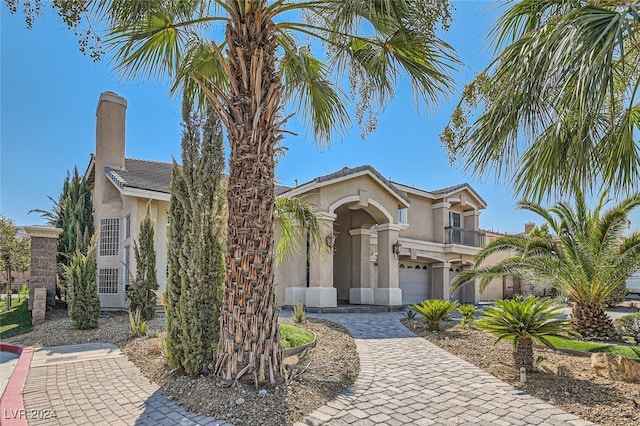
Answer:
(107, 159, 293, 196)
(300, 165, 410, 204)
(431, 182, 487, 206)
(106, 159, 174, 194)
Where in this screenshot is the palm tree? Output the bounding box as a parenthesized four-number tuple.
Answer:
(441, 0, 640, 201)
(30, 1, 456, 385)
(452, 190, 640, 338)
(274, 196, 322, 263)
(476, 297, 571, 371)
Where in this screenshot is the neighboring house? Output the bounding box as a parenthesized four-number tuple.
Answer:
(85, 91, 490, 310)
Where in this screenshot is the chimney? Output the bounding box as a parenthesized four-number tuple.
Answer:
(95, 91, 127, 205)
(524, 222, 536, 234)
(96, 91, 127, 170)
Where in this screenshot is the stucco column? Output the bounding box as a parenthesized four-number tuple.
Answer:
(306, 212, 337, 307)
(431, 262, 451, 301)
(432, 202, 451, 244)
(374, 223, 402, 305)
(24, 226, 63, 309)
(349, 228, 373, 304)
(460, 278, 480, 304)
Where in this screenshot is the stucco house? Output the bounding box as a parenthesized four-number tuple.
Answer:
(86, 91, 493, 310)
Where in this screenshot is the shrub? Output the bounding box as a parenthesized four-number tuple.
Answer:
(127, 205, 158, 321)
(64, 236, 100, 330)
(129, 309, 148, 337)
(476, 297, 571, 371)
(604, 281, 628, 308)
(613, 313, 640, 341)
(404, 307, 417, 319)
(19, 284, 29, 301)
(554, 293, 572, 306)
(412, 299, 459, 331)
(458, 304, 477, 326)
(292, 303, 306, 323)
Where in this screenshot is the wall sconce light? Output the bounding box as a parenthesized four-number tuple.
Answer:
(392, 241, 402, 258)
(326, 232, 336, 253)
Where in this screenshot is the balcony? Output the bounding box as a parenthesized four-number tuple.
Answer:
(445, 226, 486, 248)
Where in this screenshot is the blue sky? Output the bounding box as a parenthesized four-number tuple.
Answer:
(1, 1, 637, 234)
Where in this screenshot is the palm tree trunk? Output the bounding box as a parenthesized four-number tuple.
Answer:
(215, 4, 284, 387)
(513, 336, 533, 372)
(571, 303, 613, 338)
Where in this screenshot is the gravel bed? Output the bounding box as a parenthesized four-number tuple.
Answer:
(3, 308, 359, 426)
(402, 318, 640, 426)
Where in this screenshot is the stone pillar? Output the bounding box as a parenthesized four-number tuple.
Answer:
(31, 288, 47, 325)
(431, 262, 451, 301)
(24, 226, 63, 309)
(349, 228, 373, 305)
(306, 212, 337, 308)
(374, 223, 402, 305)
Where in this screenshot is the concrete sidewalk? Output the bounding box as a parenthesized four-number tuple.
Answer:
(18, 314, 592, 425)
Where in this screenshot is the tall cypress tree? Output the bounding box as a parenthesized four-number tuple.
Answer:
(166, 97, 226, 375)
(127, 204, 158, 320)
(31, 167, 94, 298)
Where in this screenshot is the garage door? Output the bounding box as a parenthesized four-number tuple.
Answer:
(399, 265, 430, 305)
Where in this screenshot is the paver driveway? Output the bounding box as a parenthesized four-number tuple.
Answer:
(297, 312, 592, 426)
(17, 313, 593, 425)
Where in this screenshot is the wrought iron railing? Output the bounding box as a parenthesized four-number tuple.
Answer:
(444, 226, 486, 248)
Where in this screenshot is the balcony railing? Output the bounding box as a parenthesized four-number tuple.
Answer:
(445, 226, 486, 248)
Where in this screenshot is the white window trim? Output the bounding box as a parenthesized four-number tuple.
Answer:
(98, 268, 119, 294)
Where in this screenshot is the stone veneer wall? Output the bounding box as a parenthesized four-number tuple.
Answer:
(24, 227, 62, 308)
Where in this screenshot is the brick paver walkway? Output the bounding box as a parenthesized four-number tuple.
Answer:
(18, 314, 593, 425)
(297, 312, 592, 426)
(22, 344, 227, 426)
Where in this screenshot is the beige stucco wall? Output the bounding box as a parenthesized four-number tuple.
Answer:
(318, 175, 401, 223)
(273, 222, 308, 306)
(400, 195, 434, 241)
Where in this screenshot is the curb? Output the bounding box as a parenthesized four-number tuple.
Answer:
(0, 344, 33, 426)
(283, 331, 317, 357)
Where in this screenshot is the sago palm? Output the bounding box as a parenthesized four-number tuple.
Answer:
(412, 299, 459, 331)
(441, 0, 640, 201)
(476, 297, 571, 372)
(26, 0, 457, 385)
(453, 189, 640, 338)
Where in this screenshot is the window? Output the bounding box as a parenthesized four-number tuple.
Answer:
(449, 212, 461, 228)
(398, 208, 408, 224)
(98, 268, 119, 294)
(123, 246, 130, 284)
(449, 212, 461, 244)
(99, 218, 120, 256)
(124, 214, 131, 240)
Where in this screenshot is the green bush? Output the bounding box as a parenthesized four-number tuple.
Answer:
(604, 281, 628, 308)
(279, 323, 314, 349)
(613, 312, 640, 340)
(477, 297, 571, 371)
(64, 236, 100, 330)
(129, 308, 148, 337)
(293, 303, 306, 323)
(458, 304, 477, 326)
(127, 205, 158, 321)
(19, 284, 29, 301)
(412, 299, 459, 331)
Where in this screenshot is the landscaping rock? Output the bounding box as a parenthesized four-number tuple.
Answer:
(591, 353, 640, 383)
